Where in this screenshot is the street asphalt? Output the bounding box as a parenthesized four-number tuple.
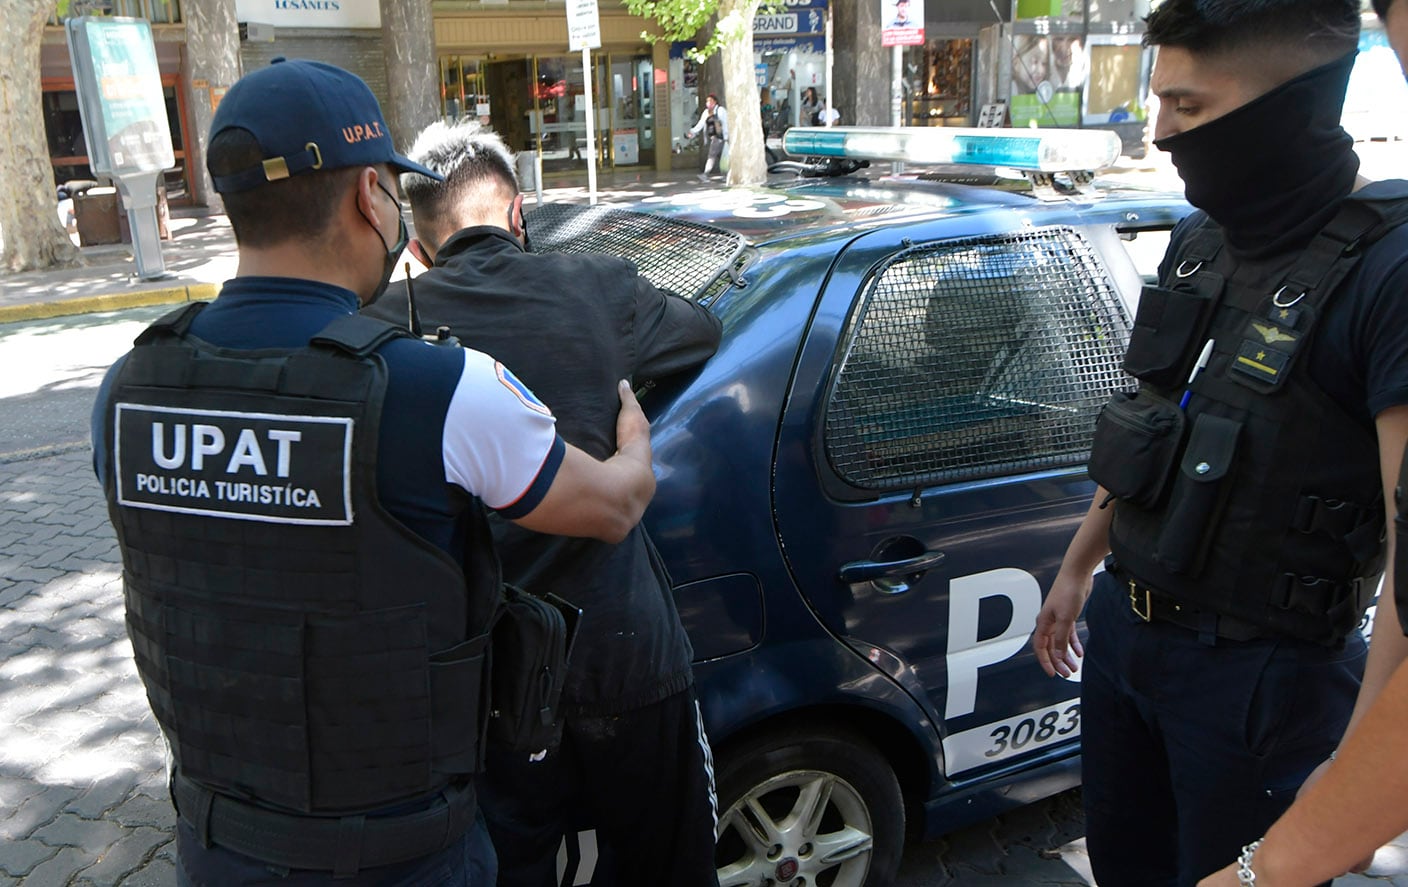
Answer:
(5, 150, 1408, 885)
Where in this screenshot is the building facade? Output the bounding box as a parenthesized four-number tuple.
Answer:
(37, 0, 1392, 205)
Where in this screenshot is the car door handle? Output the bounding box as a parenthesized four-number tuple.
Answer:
(838, 550, 947, 584)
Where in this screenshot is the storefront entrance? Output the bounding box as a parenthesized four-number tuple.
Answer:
(41, 74, 193, 204)
(441, 51, 655, 175)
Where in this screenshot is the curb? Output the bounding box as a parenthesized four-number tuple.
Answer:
(0, 282, 220, 325)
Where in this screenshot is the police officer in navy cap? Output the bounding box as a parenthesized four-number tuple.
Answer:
(90, 58, 658, 885)
(1029, 1, 1408, 884)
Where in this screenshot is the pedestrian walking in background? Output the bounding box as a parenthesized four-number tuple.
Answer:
(687, 93, 728, 181)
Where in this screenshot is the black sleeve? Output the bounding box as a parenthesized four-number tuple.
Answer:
(1359, 237, 1408, 418)
(632, 275, 723, 381)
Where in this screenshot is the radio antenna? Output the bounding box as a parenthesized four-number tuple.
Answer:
(404, 262, 424, 338)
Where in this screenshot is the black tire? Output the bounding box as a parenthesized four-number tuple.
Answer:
(714, 726, 904, 887)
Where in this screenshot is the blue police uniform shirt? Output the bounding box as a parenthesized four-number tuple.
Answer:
(91, 277, 566, 557)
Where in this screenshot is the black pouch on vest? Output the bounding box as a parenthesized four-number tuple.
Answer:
(1088, 389, 1186, 509)
(488, 585, 580, 754)
(1123, 277, 1220, 389)
(1155, 413, 1242, 576)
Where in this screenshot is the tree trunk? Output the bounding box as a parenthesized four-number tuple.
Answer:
(833, 0, 888, 127)
(717, 0, 765, 185)
(1, 0, 79, 272)
(181, 0, 241, 208)
(379, 0, 439, 153)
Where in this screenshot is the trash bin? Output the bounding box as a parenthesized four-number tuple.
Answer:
(73, 186, 122, 246)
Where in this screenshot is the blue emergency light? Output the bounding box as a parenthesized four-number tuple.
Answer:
(781, 126, 1123, 174)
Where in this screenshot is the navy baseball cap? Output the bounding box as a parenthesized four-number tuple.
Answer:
(209, 58, 443, 194)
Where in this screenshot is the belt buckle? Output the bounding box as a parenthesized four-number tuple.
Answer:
(1129, 580, 1152, 622)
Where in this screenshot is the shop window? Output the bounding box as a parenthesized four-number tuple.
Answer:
(42, 83, 190, 201)
(907, 38, 973, 126)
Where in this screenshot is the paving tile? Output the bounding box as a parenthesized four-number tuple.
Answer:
(108, 792, 173, 831)
(69, 826, 169, 887)
(19, 845, 88, 886)
(114, 851, 177, 887)
(0, 784, 80, 842)
(0, 834, 57, 879)
(32, 811, 128, 849)
(67, 779, 139, 820)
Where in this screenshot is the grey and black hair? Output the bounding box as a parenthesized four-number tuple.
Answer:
(401, 119, 520, 228)
(1144, 0, 1359, 58)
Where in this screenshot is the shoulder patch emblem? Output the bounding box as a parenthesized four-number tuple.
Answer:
(495, 362, 554, 416)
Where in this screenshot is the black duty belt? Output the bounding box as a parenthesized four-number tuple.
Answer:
(1110, 566, 1266, 642)
(173, 771, 475, 877)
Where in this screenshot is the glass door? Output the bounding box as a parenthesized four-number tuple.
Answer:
(440, 56, 489, 124)
(604, 54, 654, 167)
(533, 56, 588, 173)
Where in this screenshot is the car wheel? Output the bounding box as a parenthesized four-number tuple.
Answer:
(714, 727, 904, 887)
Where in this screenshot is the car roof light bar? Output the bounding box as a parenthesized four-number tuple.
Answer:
(781, 126, 1122, 175)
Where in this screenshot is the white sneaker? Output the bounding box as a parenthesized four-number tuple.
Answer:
(696, 173, 709, 182)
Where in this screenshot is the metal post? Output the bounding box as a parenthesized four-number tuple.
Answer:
(582, 47, 599, 204)
(114, 171, 167, 280)
(824, 5, 834, 126)
(891, 45, 904, 174)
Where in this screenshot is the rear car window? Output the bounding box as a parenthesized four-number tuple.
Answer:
(526, 203, 746, 303)
(824, 227, 1132, 491)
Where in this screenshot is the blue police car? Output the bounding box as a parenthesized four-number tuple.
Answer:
(529, 127, 1192, 887)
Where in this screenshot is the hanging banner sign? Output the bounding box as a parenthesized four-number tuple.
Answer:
(754, 13, 800, 34)
(566, 0, 602, 51)
(880, 0, 924, 47)
(234, 0, 380, 29)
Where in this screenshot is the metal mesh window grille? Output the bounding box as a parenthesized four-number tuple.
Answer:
(825, 227, 1132, 491)
(526, 204, 746, 302)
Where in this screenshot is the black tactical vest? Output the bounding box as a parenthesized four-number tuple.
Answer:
(1090, 183, 1408, 645)
(102, 304, 494, 815)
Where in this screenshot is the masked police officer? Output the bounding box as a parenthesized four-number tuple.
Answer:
(1031, 2, 1408, 885)
(1194, 2, 1408, 883)
(90, 59, 657, 885)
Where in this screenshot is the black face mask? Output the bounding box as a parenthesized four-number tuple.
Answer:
(1153, 52, 1359, 258)
(362, 181, 409, 306)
